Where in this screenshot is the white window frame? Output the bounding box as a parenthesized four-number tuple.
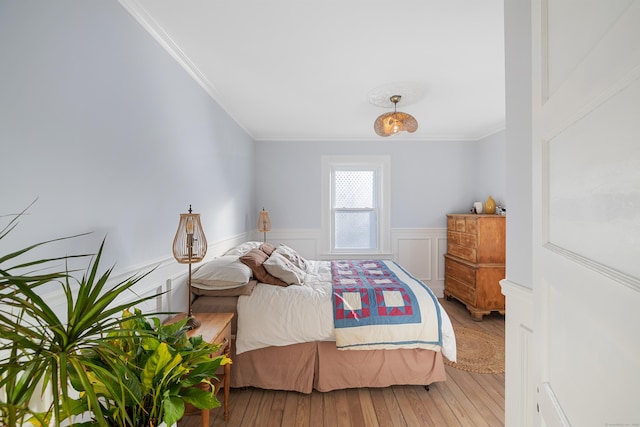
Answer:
(321, 155, 391, 257)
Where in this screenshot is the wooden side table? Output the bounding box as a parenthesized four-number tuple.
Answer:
(170, 312, 233, 425)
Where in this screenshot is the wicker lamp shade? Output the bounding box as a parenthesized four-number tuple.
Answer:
(258, 208, 271, 242)
(258, 209, 271, 233)
(172, 205, 207, 329)
(172, 210, 207, 264)
(374, 95, 418, 137)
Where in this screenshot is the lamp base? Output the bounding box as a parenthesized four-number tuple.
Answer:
(185, 314, 201, 330)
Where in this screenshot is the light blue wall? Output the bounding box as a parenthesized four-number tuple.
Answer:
(475, 130, 507, 210)
(0, 1, 255, 273)
(255, 134, 506, 230)
(0, 1, 507, 274)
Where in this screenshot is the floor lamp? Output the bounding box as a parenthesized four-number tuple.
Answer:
(172, 205, 207, 329)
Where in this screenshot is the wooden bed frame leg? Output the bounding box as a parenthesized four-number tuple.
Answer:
(425, 385, 430, 392)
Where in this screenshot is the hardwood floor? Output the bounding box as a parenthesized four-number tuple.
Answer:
(179, 298, 505, 427)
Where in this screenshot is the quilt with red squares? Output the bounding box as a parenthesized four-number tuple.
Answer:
(331, 260, 443, 350)
(332, 260, 421, 327)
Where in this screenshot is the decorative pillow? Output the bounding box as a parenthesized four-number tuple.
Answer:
(259, 242, 276, 256)
(191, 256, 252, 289)
(192, 280, 258, 297)
(275, 244, 309, 272)
(239, 249, 288, 287)
(222, 241, 263, 257)
(263, 251, 305, 285)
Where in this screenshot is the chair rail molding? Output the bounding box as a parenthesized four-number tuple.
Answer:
(255, 227, 447, 296)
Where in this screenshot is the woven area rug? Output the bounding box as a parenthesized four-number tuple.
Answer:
(444, 326, 505, 374)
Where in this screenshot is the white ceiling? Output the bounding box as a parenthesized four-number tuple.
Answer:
(119, 0, 505, 142)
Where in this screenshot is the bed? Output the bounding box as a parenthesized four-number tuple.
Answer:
(190, 241, 456, 393)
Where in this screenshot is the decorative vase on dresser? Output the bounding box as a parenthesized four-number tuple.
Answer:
(444, 213, 506, 320)
(484, 195, 496, 214)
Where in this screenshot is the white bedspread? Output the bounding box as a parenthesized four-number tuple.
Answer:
(235, 260, 456, 362)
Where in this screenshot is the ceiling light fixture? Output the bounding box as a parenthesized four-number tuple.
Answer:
(374, 95, 418, 137)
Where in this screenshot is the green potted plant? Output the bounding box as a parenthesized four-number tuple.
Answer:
(68, 309, 229, 427)
(1, 208, 153, 425)
(0, 206, 228, 426)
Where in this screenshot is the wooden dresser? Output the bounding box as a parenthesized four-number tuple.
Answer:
(444, 214, 506, 320)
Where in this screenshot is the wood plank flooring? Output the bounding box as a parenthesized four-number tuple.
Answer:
(179, 298, 505, 427)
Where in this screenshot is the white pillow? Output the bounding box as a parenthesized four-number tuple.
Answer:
(191, 256, 252, 289)
(263, 251, 306, 285)
(222, 241, 263, 257)
(275, 244, 309, 272)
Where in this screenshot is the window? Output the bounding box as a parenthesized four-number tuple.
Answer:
(322, 156, 390, 255)
(333, 169, 377, 249)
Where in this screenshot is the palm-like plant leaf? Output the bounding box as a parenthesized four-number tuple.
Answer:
(1, 207, 161, 426)
(1, 206, 226, 427)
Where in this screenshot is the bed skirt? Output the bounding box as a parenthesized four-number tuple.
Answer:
(230, 340, 446, 393)
(193, 296, 447, 393)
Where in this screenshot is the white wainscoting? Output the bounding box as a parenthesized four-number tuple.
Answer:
(392, 228, 448, 298)
(37, 229, 448, 319)
(255, 229, 322, 261)
(37, 232, 252, 321)
(255, 227, 448, 297)
(500, 279, 534, 427)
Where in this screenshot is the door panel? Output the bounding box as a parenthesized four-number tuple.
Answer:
(534, 0, 640, 426)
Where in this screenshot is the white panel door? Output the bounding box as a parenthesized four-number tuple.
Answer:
(533, 1, 640, 426)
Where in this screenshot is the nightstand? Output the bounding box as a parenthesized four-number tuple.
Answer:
(170, 312, 233, 425)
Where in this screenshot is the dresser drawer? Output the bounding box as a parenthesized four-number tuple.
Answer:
(211, 322, 231, 358)
(449, 216, 478, 233)
(444, 276, 476, 305)
(447, 243, 477, 263)
(445, 257, 476, 286)
(452, 217, 466, 232)
(465, 218, 477, 234)
(447, 231, 477, 249)
(447, 216, 457, 231)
